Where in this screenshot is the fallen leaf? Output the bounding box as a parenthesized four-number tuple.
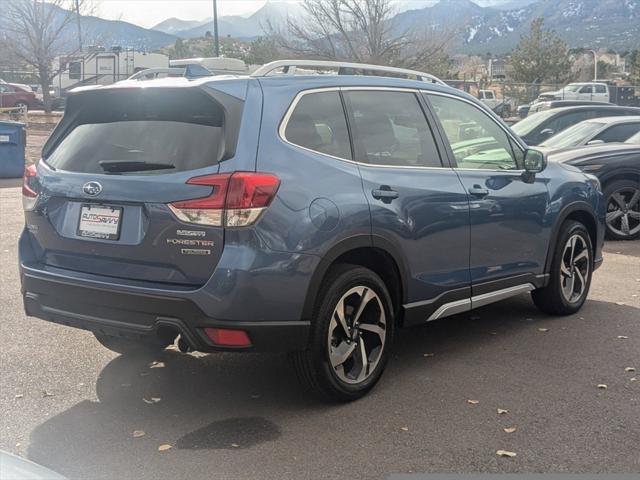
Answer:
(400, 426, 409, 431)
(537, 328, 549, 332)
(496, 450, 517, 458)
(231, 443, 240, 448)
(467, 399, 479, 405)
(423, 353, 435, 357)
(615, 302, 626, 306)
(143, 397, 161, 404)
(132, 430, 145, 438)
(150, 361, 165, 369)
(597, 384, 607, 389)
(617, 336, 629, 339)
(503, 427, 517, 434)
(42, 391, 54, 397)
(497, 408, 509, 415)
(630, 378, 637, 382)
(158, 444, 172, 452)
(625, 367, 636, 373)
(14, 394, 23, 399)
(15, 443, 21, 447)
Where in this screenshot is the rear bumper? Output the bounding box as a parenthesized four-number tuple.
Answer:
(19, 229, 315, 353)
(21, 265, 310, 352)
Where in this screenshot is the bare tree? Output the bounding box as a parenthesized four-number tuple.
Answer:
(268, 0, 455, 74)
(1, 0, 91, 112)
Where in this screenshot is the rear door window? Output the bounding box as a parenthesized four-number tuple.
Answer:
(345, 90, 442, 167)
(45, 89, 233, 175)
(284, 91, 352, 160)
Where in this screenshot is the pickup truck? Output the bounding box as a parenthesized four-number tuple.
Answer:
(478, 89, 511, 116)
(538, 82, 610, 103)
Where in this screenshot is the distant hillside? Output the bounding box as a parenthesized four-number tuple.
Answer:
(168, 2, 306, 39)
(152, 18, 206, 35)
(393, 0, 640, 53)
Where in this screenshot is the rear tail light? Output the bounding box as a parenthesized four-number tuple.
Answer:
(22, 164, 39, 211)
(168, 172, 280, 227)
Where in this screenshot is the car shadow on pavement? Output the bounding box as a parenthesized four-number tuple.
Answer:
(26, 296, 639, 479)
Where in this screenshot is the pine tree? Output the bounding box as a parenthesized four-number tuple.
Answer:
(510, 18, 571, 84)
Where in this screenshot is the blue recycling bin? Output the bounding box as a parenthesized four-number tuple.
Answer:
(0, 120, 27, 178)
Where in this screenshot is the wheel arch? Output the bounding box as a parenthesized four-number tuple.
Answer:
(599, 169, 640, 191)
(544, 202, 599, 274)
(301, 235, 409, 325)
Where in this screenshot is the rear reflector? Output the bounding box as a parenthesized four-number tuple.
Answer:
(22, 164, 39, 211)
(204, 328, 252, 347)
(168, 172, 280, 227)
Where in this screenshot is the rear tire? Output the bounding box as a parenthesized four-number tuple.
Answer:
(15, 101, 29, 111)
(94, 333, 169, 357)
(291, 264, 394, 402)
(532, 220, 593, 315)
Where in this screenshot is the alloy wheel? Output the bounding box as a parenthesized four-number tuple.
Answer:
(606, 187, 640, 238)
(560, 234, 590, 304)
(327, 286, 386, 385)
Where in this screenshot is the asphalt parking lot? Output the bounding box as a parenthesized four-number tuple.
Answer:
(1, 183, 639, 480)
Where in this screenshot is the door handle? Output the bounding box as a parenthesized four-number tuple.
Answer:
(468, 185, 489, 197)
(372, 186, 399, 202)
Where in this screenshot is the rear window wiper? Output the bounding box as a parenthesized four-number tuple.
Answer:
(99, 161, 176, 173)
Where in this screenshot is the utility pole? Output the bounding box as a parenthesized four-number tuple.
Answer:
(75, 0, 82, 52)
(213, 0, 220, 57)
(589, 49, 598, 80)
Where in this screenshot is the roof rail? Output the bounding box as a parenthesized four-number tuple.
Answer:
(251, 60, 447, 86)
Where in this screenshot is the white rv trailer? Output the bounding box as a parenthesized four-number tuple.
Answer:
(52, 47, 169, 93)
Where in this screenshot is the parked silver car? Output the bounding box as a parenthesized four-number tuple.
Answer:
(540, 116, 640, 150)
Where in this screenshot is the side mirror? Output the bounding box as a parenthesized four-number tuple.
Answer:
(522, 149, 547, 183)
(524, 149, 547, 173)
(539, 128, 555, 141)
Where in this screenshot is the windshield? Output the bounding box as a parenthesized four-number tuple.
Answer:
(511, 109, 557, 136)
(45, 89, 227, 174)
(540, 121, 605, 148)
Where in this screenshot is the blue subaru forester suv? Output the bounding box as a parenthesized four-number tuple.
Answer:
(20, 61, 605, 401)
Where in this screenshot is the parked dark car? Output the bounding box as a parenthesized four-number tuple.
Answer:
(512, 105, 640, 145)
(528, 100, 612, 115)
(0, 83, 39, 110)
(549, 143, 640, 240)
(19, 60, 605, 401)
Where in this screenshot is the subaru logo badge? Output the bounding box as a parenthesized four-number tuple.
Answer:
(83, 181, 102, 196)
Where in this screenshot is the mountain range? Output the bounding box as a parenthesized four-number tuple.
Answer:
(152, 0, 639, 53)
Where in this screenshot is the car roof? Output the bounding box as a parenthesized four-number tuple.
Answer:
(549, 142, 640, 163)
(584, 115, 640, 124)
(547, 105, 640, 115)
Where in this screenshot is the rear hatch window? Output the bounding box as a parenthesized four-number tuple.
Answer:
(45, 88, 233, 175)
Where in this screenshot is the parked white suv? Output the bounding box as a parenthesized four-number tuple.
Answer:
(538, 82, 610, 103)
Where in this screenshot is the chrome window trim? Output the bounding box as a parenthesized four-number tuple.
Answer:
(421, 90, 528, 173)
(278, 86, 451, 171)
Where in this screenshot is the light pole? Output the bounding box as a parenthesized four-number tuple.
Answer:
(213, 0, 220, 57)
(74, 0, 82, 52)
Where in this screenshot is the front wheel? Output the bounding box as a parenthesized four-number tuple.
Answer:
(15, 101, 29, 111)
(291, 265, 394, 402)
(532, 220, 593, 315)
